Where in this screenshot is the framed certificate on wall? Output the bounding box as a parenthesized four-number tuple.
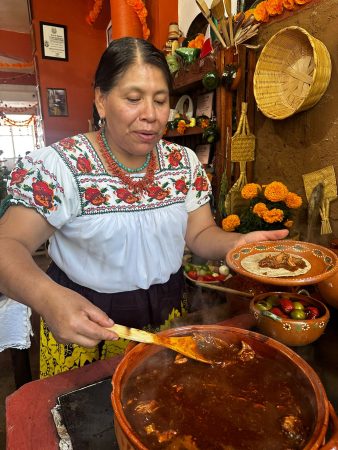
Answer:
(40, 22, 68, 61)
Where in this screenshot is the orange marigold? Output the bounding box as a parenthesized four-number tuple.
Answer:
(244, 8, 255, 21)
(285, 192, 302, 209)
(253, 202, 268, 218)
(254, 1, 270, 22)
(283, 0, 295, 9)
(262, 208, 284, 223)
(241, 183, 261, 200)
(266, 0, 284, 16)
(264, 181, 288, 202)
(222, 215, 241, 232)
(177, 120, 186, 135)
(284, 220, 294, 228)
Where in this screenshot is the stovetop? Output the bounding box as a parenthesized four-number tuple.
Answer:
(57, 378, 119, 450)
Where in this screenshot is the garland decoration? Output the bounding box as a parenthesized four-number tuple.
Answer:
(0, 60, 34, 69)
(125, 0, 150, 40)
(245, 0, 312, 23)
(86, 0, 104, 26)
(3, 115, 35, 127)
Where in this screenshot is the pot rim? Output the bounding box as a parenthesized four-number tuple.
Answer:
(112, 324, 329, 450)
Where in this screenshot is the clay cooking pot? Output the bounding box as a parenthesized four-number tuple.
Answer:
(111, 325, 338, 450)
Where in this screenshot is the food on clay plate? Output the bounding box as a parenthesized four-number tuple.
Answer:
(183, 261, 229, 283)
(241, 251, 311, 278)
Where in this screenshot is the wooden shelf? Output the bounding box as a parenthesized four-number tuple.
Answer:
(164, 126, 204, 138)
(172, 56, 216, 94)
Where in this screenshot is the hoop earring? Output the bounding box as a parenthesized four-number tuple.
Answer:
(98, 117, 106, 128)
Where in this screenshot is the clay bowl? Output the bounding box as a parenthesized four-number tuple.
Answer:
(111, 325, 338, 450)
(250, 292, 330, 347)
(317, 271, 338, 309)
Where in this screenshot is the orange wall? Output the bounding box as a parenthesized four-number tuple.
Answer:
(31, 0, 110, 145)
(148, 0, 178, 50)
(31, 0, 177, 146)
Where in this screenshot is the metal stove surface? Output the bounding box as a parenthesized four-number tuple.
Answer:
(57, 378, 119, 450)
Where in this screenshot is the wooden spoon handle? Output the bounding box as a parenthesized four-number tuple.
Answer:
(196, 281, 254, 298)
(195, 0, 227, 48)
(107, 323, 155, 344)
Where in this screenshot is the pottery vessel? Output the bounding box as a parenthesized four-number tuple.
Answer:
(111, 325, 338, 450)
(317, 271, 338, 309)
(250, 292, 330, 346)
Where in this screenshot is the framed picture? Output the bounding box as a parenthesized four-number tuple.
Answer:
(47, 88, 68, 116)
(40, 22, 68, 61)
(196, 92, 214, 118)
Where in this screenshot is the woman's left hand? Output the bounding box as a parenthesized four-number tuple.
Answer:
(236, 229, 289, 247)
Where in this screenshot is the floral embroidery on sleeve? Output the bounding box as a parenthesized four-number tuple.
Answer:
(9, 159, 31, 185)
(174, 178, 189, 195)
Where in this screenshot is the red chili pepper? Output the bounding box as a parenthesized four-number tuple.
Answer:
(305, 306, 320, 319)
(187, 271, 198, 280)
(270, 307, 288, 318)
(279, 298, 294, 314)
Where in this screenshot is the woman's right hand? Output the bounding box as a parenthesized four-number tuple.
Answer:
(39, 285, 120, 347)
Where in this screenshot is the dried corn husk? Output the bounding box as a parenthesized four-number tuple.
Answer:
(302, 166, 337, 235)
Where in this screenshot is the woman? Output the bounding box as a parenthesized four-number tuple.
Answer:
(0, 37, 288, 377)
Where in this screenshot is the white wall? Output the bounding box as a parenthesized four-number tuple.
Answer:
(178, 0, 237, 37)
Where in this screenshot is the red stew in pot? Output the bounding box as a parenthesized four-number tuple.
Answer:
(121, 335, 314, 449)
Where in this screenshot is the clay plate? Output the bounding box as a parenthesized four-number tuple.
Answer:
(226, 240, 338, 286)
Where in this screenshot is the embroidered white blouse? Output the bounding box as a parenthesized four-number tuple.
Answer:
(6, 134, 211, 293)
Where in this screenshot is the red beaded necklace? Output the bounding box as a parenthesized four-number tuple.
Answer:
(97, 129, 157, 194)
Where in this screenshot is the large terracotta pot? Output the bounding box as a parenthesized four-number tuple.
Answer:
(317, 271, 338, 309)
(111, 325, 338, 450)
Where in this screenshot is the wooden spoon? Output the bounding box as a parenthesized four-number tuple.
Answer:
(107, 323, 213, 364)
(195, 0, 227, 48)
(196, 281, 254, 298)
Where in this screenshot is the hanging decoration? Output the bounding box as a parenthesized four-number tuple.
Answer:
(245, 0, 313, 23)
(0, 60, 34, 69)
(125, 0, 150, 40)
(3, 115, 35, 127)
(86, 0, 104, 25)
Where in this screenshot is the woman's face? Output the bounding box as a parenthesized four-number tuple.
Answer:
(95, 63, 170, 158)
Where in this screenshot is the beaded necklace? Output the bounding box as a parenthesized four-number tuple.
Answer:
(97, 129, 157, 194)
(101, 129, 150, 173)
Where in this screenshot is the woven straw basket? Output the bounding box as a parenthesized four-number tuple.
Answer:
(254, 26, 331, 120)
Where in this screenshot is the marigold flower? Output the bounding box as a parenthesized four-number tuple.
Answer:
(241, 183, 261, 200)
(262, 208, 284, 223)
(264, 181, 288, 202)
(266, 0, 284, 16)
(253, 202, 268, 218)
(284, 220, 294, 228)
(222, 215, 240, 232)
(254, 1, 270, 22)
(283, 0, 295, 9)
(177, 120, 187, 135)
(244, 9, 255, 21)
(285, 192, 302, 209)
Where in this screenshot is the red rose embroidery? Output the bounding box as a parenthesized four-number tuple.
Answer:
(84, 187, 107, 206)
(115, 188, 139, 204)
(175, 179, 188, 194)
(10, 168, 28, 185)
(147, 186, 169, 200)
(60, 137, 76, 150)
(77, 156, 92, 173)
(194, 176, 209, 191)
(168, 149, 182, 167)
(32, 181, 54, 209)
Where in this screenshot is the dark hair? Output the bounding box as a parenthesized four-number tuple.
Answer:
(94, 37, 172, 94)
